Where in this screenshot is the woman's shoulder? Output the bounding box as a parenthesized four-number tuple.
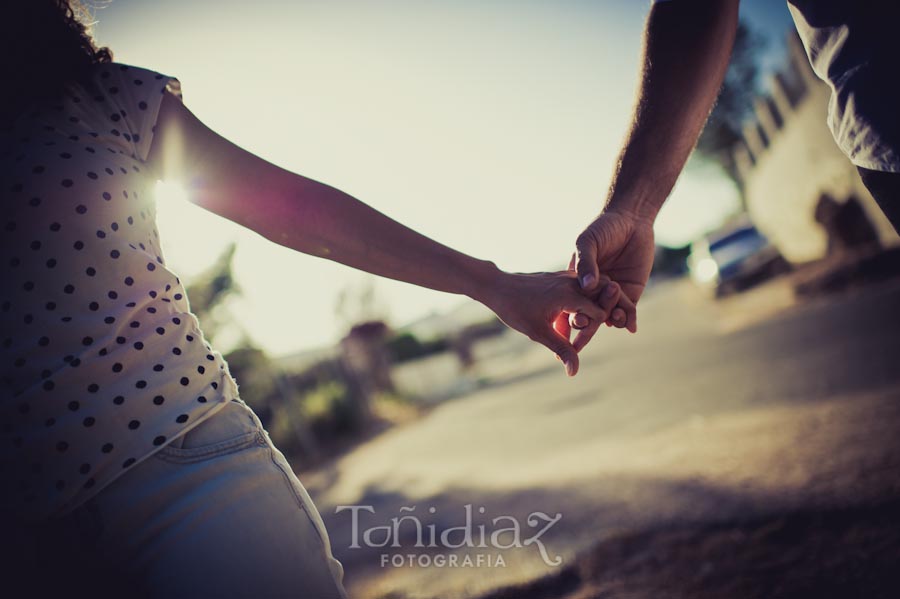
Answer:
(81, 62, 179, 89)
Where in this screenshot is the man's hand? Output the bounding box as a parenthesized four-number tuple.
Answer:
(478, 270, 623, 377)
(573, 209, 655, 333)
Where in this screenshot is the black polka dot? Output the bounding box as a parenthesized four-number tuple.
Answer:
(61, 179, 73, 188)
(102, 443, 114, 453)
(128, 420, 140, 430)
(176, 414, 189, 424)
(197, 395, 207, 403)
(135, 380, 147, 389)
(153, 436, 166, 446)
(124, 276, 134, 286)
(75, 205, 87, 214)
(68, 401, 80, 411)
(102, 191, 112, 201)
(153, 395, 165, 405)
(112, 396, 124, 406)
(79, 463, 91, 475)
(122, 458, 135, 468)
(110, 249, 120, 259)
(153, 364, 164, 372)
(134, 341, 144, 350)
(156, 327, 165, 335)
(83, 417, 95, 427)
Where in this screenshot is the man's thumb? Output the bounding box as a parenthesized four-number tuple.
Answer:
(575, 236, 600, 291)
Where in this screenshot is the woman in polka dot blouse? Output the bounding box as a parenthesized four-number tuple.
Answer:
(1, 2, 629, 597)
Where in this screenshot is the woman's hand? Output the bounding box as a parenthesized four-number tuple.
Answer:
(475, 270, 624, 377)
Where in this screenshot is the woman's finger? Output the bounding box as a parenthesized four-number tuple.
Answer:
(572, 315, 602, 352)
(536, 327, 580, 376)
(569, 312, 590, 330)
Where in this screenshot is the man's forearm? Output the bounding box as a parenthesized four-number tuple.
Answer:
(605, 0, 739, 222)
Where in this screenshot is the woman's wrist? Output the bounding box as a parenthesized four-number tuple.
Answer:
(461, 257, 506, 307)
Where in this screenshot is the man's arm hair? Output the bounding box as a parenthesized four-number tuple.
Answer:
(605, 0, 740, 223)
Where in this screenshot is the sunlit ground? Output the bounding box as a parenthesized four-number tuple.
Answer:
(302, 276, 900, 598)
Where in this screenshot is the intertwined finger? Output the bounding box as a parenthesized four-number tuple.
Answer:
(573, 281, 621, 351)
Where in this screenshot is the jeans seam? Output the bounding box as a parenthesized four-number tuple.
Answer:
(153, 430, 265, 464)
(264, 441, 332, 551)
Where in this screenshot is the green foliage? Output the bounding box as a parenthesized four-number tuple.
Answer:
(385, 332, 450, 363)
(184, 243, 240, 343)
(695, 21, 766, 184)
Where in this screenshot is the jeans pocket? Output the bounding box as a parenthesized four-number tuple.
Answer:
(155, 399, 266, 464)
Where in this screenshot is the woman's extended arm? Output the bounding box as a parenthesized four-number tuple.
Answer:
(147, 92, 623, 375)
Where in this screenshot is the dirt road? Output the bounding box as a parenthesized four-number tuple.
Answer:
(301, 277, 900, 599)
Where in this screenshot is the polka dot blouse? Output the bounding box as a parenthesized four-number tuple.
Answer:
(1, 63, 239, 520)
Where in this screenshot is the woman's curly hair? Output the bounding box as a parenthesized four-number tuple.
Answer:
(2, 1, 113, 123)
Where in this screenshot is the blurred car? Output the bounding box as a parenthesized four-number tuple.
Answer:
(688, 223, 789, 297)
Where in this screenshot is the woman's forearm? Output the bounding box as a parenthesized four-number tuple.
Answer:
(149, 93, 503, 304)
(253, 176, 503, 303)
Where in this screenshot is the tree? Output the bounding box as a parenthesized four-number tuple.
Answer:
(694, 21, 766, 187)
(183, 242, 240, 343)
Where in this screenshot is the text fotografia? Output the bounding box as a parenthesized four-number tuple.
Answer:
(334, 504, 563, 568)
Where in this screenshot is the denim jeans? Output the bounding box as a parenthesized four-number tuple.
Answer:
(5, 398, 347, 599)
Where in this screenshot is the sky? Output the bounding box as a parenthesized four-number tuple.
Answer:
(90, 0, 796, 357)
